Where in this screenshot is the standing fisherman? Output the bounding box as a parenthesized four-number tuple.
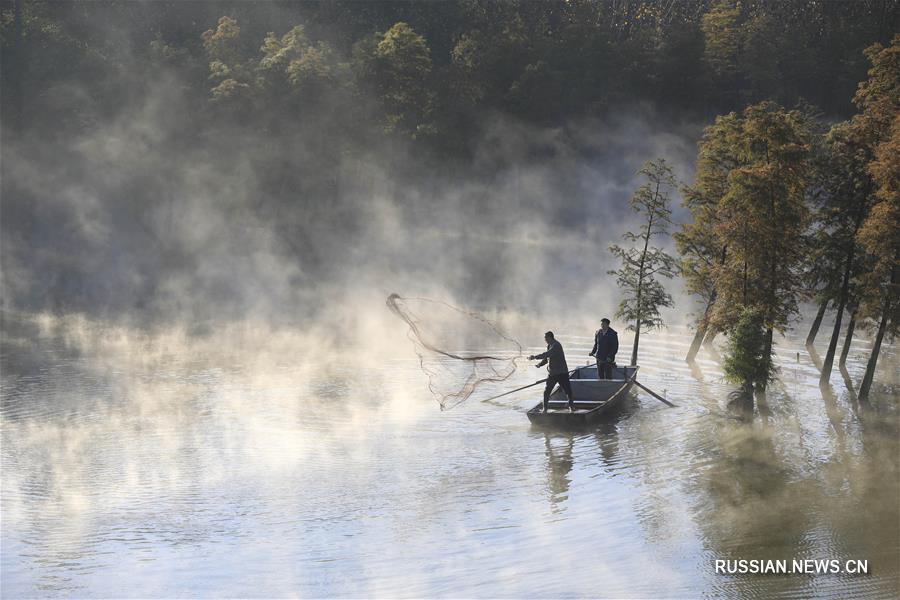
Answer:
(529, 331, 575, 412)
(590, 318, 619, 379)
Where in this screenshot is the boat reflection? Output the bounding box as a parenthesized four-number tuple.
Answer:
(543, 433, 574, 511)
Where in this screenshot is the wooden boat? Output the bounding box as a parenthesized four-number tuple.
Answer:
(527, 364, 638, 428)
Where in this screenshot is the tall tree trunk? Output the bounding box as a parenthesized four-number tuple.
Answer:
(819, 299, 844, 386)
(821, 220, 862, 385)
(806, 300, 828, 346)
(858, 310, 888, 401)
(631, 323, 641, 366)
(686, 322, 706, 362)
(689, 245, 726, 362)
(687, 292, 716, 362)
(632, 277, 643, 366)
(839, 308, 856, 367)
(632, 205, 655, 367)
(859, 264, 896, 401)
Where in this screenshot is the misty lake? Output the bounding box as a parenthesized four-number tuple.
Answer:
(1, 313, 898, 598)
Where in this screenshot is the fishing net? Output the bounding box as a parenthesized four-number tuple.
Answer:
(386, 293, 524, 410)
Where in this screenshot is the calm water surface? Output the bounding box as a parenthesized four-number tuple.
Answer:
(2, 314, 898, 598)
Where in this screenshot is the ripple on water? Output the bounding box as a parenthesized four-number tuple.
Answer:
(1, 321, 898, 598)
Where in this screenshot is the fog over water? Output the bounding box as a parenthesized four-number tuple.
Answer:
(2, 96, 700, 331)
(1, 309, 898, 598)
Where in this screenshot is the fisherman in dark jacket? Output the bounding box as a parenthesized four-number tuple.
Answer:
(529, 331, 574, 412)
(590, 318, 618, 379)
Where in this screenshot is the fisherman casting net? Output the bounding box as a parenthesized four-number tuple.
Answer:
(386, 293, 524, 410)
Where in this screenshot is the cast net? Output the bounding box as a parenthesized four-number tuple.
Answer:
(386, 293, 524, 410)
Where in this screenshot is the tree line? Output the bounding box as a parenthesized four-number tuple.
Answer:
(2, 1, 898, 146)
(615, 36, 898, 403)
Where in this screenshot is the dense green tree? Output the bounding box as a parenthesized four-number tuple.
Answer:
(701, 0, 742, 105)
(354, 22, 434, 138)
(202, 16, 255, 105)
(722, 307, 775, 393)
(448, 3, 534, 114)
(258, 25, 340, 101)
(609, 159, 679, 366)
(4, 1, 897, 143)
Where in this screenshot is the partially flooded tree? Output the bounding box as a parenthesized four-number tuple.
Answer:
(839, 297, 859, 368)
(709, 102, 811, 395)
(813, 120, 875, 385)
(848, 36, 899, 400)
(857, 112, 900, 398)
(676, 113, 742, 362)
(609, 159, 678, 366)
(804, 299, 830, 346)
(675, 188, 720, 363)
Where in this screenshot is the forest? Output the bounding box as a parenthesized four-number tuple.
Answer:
(3, 1, 897, 140)
(1, 0, 898, 400)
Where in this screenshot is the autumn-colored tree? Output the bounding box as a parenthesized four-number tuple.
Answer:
(609, 159, 679, 366)
(813, 120, 875, 385)
(708, 102, 811, 393)
(856, 117, 899, 400)
(675, 112, 741, 361)
(853, 37, 900, 400)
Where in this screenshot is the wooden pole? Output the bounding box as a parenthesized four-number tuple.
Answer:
(480, 364, 597, 404)
(634, 380, 675, 407)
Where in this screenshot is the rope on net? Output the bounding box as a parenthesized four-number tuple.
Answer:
(386, 293, 524, 410)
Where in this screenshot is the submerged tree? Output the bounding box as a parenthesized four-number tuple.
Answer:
(813, 119, 875, 385)
(609, 159, 678, 366)
(804, 299, 830, 346)
(858, 120, 900, 399)
(857, 115, 900, 400)
(849, 35, 900, 400)
(676, 112, 742, 362)
(706, 102, 811, 395)
(839, 297, 859, 368)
